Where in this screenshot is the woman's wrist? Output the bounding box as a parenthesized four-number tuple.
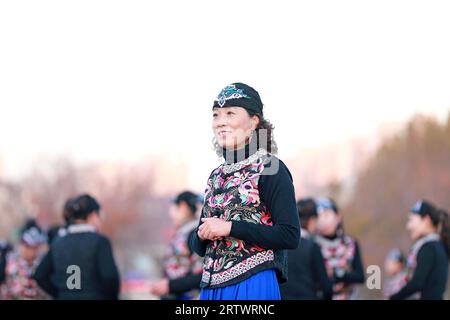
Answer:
(197, 229, 206, 241)
(224, 221, 232, 237)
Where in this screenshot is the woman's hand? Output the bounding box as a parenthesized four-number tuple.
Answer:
(325, 264, 334, 279)
(150, 278, 169, 297)
(333, 282, 345, 293)
(198, 217, 232, 241)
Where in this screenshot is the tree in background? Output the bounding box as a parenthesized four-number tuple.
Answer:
(342, 112, 450, 298)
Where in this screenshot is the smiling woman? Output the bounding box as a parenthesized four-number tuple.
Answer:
(212, 106, 278, 159)
(189, 82, 300, 300)
(390, 200, 450, 300)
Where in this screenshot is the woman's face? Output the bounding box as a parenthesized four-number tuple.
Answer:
(169, 202, 191, 227)
(19, 243, 41, 264)
(316, 209, 341, 236)
(306, 217, 318, 233)
(212, 106, 258, 150)
(384, 259, 403, 276)
(406, 213, 433, 241)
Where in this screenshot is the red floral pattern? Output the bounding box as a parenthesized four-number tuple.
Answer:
(200, 153, 275, 288)
(0, 251, 49, 300)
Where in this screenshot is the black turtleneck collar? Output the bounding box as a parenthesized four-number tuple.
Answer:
(323, 233, 338, 241)
(222, 143, 258, 164)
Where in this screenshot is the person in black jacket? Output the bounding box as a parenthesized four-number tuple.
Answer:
(150, 191, 203, 300)
(390, 200, 449, 300)
(33, 194, 121, 300)
(280, 198, 333, 300)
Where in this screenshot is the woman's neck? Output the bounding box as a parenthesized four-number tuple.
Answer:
(176, 216, 196, 229)
(417, 229, 439, 240)
(72, 219, 90, 226)
(222, 143, 258, 164)
(68, 222, 97, 233)
(323, 232, 338, 240)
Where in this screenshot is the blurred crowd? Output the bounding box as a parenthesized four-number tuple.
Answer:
(0, 193, 448, 300)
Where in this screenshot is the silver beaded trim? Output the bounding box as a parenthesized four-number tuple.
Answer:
(221, 148, 268, 174)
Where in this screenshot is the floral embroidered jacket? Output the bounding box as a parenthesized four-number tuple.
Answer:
(190, 148, 300, 289)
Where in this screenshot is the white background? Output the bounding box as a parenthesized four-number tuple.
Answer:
(1, 0, 449, 190)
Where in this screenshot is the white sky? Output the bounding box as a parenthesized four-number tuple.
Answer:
(1, 0, 449, 190)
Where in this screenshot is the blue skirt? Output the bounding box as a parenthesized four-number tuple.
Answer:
(200, 269, 281, 300)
